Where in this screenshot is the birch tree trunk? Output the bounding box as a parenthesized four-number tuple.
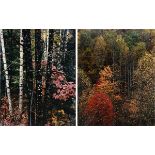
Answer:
(44, 29, 49, 59)
(42, 29, 49, 98)
(0, 29, 12, 113)
(19, 29, 24, 112)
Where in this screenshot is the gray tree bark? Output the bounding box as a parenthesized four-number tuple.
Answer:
(19, 29, 24, 112)
(0, 29, 12, 113)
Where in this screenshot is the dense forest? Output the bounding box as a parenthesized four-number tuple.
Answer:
(0, 29, 75, 126)
(78, 29, 155, 126)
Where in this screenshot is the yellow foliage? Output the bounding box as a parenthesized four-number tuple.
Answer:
(94, 66, 117, 95)
(99, 66, 112, 79)
(49, 109, 70, 126)
(123, 99, 139, 114)
(116, 35, 129, 55)
(94, 36, 106, 51)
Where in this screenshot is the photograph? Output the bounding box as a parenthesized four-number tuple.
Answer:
(1, 1, 155, 155)
(78, 29, 155, 126)
(0, 29, 76, 126)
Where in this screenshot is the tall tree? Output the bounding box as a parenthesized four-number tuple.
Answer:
(52, 29, 61, 68)
(19, 29, 24, 112)
(42, 29, 49, 99)
(60, 29, 67, 71)
(133, 52, 155, 125)
(41, 29, 49, 124)
(23, 29, 34, 125)
(64, 29, 75, 81)
(44, 29, 54, 125)
(0, 38, 2, 106)
(35, 29, 43, 125)
(0, 29, 12, 114)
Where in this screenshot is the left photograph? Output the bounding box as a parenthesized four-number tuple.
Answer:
(0, 29, 76, 126)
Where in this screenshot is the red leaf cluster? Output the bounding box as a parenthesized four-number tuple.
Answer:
(83, 93, 114, 126)
(52, 65, 75, 101)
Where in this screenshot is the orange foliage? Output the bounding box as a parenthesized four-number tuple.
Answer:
(47, 109, 70, 126)
(114, 95, 122, 101)
(93, 66, 118, 96)
(122, 99, 139, 114)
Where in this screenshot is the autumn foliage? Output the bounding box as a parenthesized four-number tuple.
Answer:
(79, 66, 117, 125)
(93, 66, 118, 96)
(52, 65, 75, 101)
(79, 30, 155, 126)
(83, 93, 114, 126)
(0, 97, 28, 126)
(0, 29, 75, 126)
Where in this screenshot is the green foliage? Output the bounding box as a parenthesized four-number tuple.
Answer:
(89, 36, 107, 78)
(78, 68, 92, 121)
(78, 30, 92, 50)
(78, 68, 92, 96)
(123, 30, 144, 48)
(131, 42, 146, 60)
(116, 35, 129, 55)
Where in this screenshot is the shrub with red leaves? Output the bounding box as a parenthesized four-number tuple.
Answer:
(52, 65, 75, 101)
(0, 97, 28, 126)
(83, 93, 114, 126)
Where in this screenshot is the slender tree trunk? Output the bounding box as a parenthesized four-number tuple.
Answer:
(127, 54, 131, 98)
(62, 29, 68, 67)
(112, 41, 115, 96)
(0, 29, 12, 114)
(64, 29, 75, 81)
(53, 30, 61, 70)
(41, 29, 49, 125)
(19, 29, 24, 112)
(0, 38, 2, 106)
(131, 57, 134, 96)
(44, 29, 54, 125)
(23, 29, 33, 125)
(60, 29, 67, 71)
(120, 51, 122, 94)
(42, 29, 49, 98)
(125, 58, 127, 95)
(35, 29, 43, 125)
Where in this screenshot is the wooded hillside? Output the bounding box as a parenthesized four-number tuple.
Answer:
(78, 29, 155, 126)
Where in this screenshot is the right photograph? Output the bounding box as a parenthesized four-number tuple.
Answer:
(78, 29, 155, 126)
